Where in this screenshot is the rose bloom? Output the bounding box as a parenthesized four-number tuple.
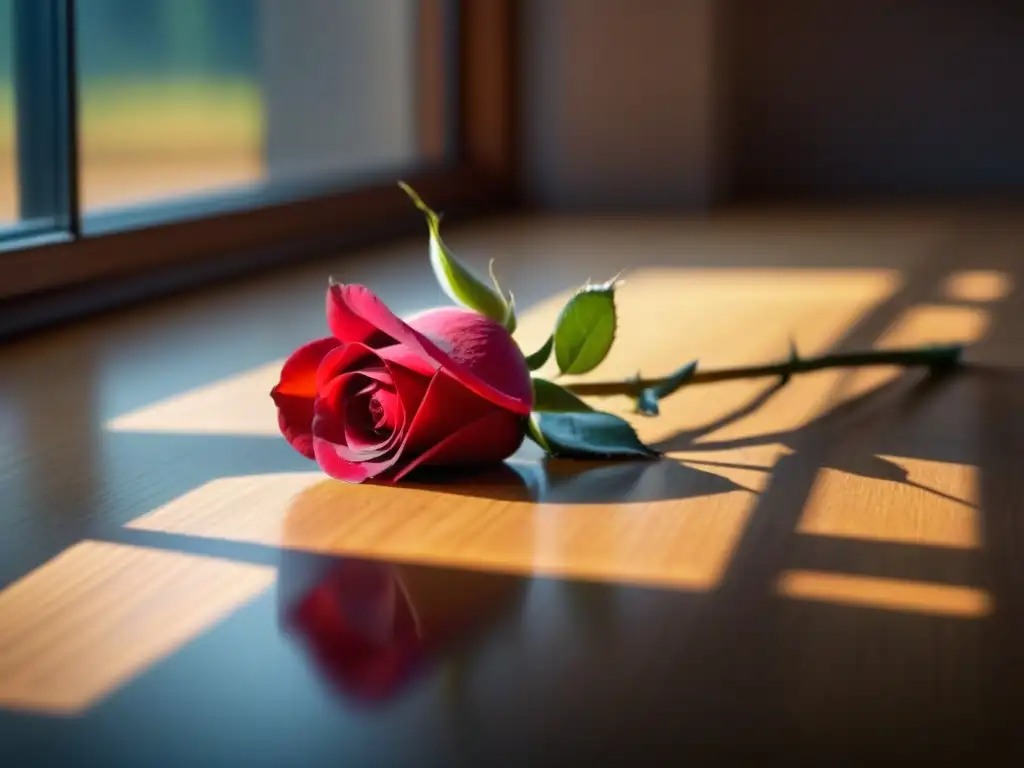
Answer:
(271, 284, 532, 483)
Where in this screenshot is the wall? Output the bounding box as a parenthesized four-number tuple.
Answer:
(727, 0, 1024, 199)
(519, 0, 1024, 208)
(520, 0, 724, 210)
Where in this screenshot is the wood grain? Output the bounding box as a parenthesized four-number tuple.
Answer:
(125, 466, 762, 591)
(0, 541, 274, 714)
(1, 207, 1023, 757)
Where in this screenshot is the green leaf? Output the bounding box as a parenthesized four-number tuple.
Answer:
(533, 411, 659, 460)
(524, 335, 554, 371)
(504, 292, 517, 335)
(532, 377, 594, 412)
(488, 259, 516, 334)
(553, 278, 619, 375)
(636, 360, 698, 416)
(525, 414, 551, 452)
(399, 182, 514, 331)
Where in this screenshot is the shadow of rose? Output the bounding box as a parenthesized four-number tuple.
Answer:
(394, 457, 749, 504)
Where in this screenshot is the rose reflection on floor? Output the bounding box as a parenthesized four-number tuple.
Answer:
(278, 552, 523, 705)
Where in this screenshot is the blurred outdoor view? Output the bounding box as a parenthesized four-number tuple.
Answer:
(77, 0, 263, 214)
(0, 0, 15, 225)
(0, 0, 423, 225)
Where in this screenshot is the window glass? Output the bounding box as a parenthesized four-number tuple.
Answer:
(1, 0, 72, 237)
(0, 0, 17, 226)
(76, 0, 444, 222)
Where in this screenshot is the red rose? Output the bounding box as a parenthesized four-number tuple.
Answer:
(271, 283, 533, 483)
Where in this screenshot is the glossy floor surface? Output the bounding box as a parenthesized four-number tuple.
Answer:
(2, 206, 1024, 764)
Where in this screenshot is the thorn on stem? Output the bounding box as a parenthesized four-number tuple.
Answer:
(780, 337, 800, 385)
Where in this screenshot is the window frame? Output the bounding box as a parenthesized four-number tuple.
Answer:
(0, 0, 518, 311)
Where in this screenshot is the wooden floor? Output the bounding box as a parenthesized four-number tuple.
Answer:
(1, 204, 1023, 764)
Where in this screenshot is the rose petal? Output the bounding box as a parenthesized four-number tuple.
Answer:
(315, 375, 399, 462)
(343, 437, 397, 459)
(273, 395, 317, 459)
(327, 285, 395, 348)
(312, 348, 430, 471)
(327, 369, 519, 483)
(405, 307, 533, 409)
(387, 409, 525, 482)
(381, 360, 430, 428)
(316, 343, 384, 392)
(317, 370, 384, 421)
(271, 337, 342, 458)
(313, 370, 413, 477)
(273, 337, 342, 398)
(312, 387, 349, 445)
(372, 389, 402, 433)
(376, 343, 438, 379)
(330, 284, 532, 415)
(317, 344, 431, 419)
(345, 390, 394, 454)
(398, 370, 496, 455)
(313, 435, 373, 483)
(341, 386, 409, 460)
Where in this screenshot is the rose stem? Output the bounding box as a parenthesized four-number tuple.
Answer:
(563, 343, 964, 398)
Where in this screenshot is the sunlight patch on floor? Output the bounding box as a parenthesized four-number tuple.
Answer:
(778, 570, 990, 618)
(0, 541, 275, 715)
(796, 456, 978, 548)
(104, 359, 285, 435)
(126, 466, 761, 592)
(942, 270, 1014, 302)
(880, 304, 991, 350)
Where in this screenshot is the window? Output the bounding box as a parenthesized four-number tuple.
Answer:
(76, 0, 452, 223)
(1, 0, 76, 241)
(77, 0, 269, 214)
(0, 0, 15, 228)
(0, 0, 515, 313)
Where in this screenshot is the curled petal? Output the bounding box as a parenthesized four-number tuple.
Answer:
(316, 344, 431, 419)
(312, 348, 431, 474)
(271, 337, 342, 458)
(377, 343, 439, 379)
(274, 395, 318, 459)
(388, 409, 525, 483)
(311, 385, 350, 447)
(315, 374, 397, 460)
(327, 285, 395, 348)
(329, 284, 532, 415)
(381, 360, 430, 429)
(344, 390, 394, 454)
(371, 388, 402, 433)
(273, 337, 342, 398)
(374, 369, 524, 483)
(406, 306, 532, 408)
(399, 370, 496, 455)
(313, 436, 373, 483)
(316, 343, 382, 392)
